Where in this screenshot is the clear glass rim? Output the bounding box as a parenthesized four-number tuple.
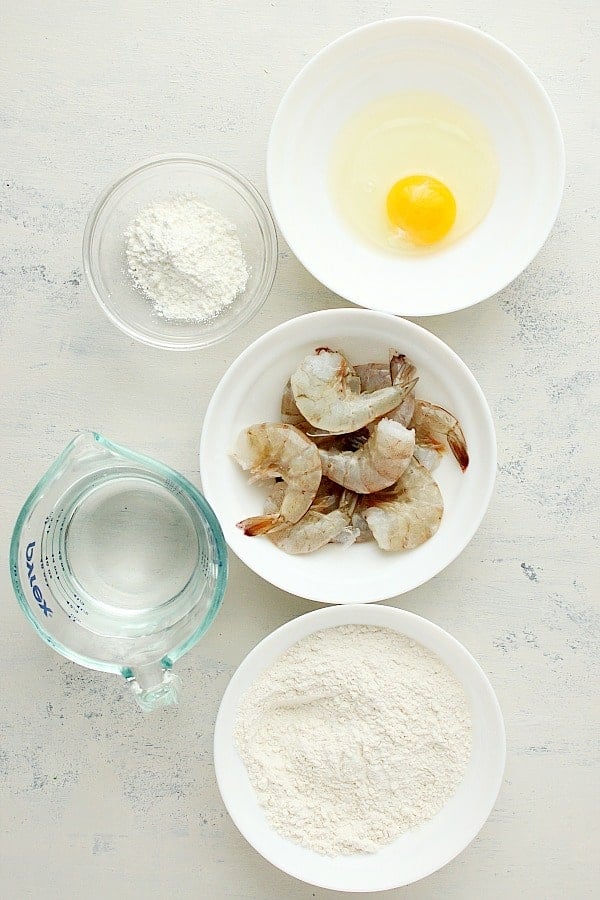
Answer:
(9, 431, 229, 674)
(82, 154, 278, 351)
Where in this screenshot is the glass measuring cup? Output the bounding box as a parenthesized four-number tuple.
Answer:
(10, 432, 227, 711)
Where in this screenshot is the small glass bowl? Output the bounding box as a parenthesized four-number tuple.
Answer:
(83, 154, 278, 350)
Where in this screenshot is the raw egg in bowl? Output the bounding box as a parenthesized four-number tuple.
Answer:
(268, 17, 564, 315)
(331, 91, 498, 254)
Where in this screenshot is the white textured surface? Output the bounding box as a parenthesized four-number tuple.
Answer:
(0, 1, 598, 898)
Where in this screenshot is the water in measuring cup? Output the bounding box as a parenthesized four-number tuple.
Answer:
(65, 475, 199, 620)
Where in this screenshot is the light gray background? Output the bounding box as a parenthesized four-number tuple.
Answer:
(1, 1, 598, 898)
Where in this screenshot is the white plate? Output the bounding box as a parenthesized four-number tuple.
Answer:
(268, 17, 565, 315)
(199, 308, 496, 603)
(214, 604, 506, 892)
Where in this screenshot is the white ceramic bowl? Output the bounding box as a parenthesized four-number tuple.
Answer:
(83, 155, 277, 350)
(199, 308, 496, 603)
(268, 17, 565, 315)
(214, 604, 506, 891)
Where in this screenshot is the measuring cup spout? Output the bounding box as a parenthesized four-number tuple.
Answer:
(125, 662, 180, 712)
(58, 430, 118, 470)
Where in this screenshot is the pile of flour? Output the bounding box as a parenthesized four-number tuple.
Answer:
(235, 624, 472, 855)
(124, 194, 248, 321)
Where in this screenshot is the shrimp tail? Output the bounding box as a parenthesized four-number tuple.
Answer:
(390, 353, 419, 391)
(447, 424, 470, 471)
(395, 375, 419, 397)
(237, 513, 281, 536)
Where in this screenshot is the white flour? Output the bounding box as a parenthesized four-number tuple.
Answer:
(124, 195, 248, 321)
(235, 625, 472, 855)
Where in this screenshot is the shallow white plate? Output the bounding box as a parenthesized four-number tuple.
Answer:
(214, 604, 506, 892)
(199, 308, 496, 603)
(268, 17, 565, 315)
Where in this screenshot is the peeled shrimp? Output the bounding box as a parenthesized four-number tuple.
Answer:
(233, 423, 321, 535)
(269, 508, 351, 554)
(319, 417, 415, 493)
(291, 348, 417, 434)
(263, 481, 354, 554)
(264, 478, 342, 516)
(360, 459, 443, 551)
(355, 353, 417, 427)
(284, 369, 361, 426)
(410, 400, 469, 472)
(280, 379, 340, 445)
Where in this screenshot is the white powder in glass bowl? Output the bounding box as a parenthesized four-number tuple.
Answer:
(124, 194, 249, 322)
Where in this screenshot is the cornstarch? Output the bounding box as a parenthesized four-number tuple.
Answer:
(235, 624, 472, 855)
(124, 194, 248, 321)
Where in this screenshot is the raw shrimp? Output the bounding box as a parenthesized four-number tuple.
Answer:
(413, 445, 443, 472)
(291, 348, 417, 434)
(332, 503, 372, 547)
(233, 423, 321, 535)
(410, 400, 469, 472)
(389, 354, 417, 427)
(280, 379, 340, 445)
(281, 379, 310, 429)
(263, 479, 342, 516)
(355, 353, 417, 427)
(354, 362, 390, 393)
(360, 459, 443, 551)
(282, 358, 362, 426)
(319, 417, 415, 493)
(263, 481, 354, 554)
(350, 510, 373, 543)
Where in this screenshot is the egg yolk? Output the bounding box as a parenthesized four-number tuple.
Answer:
(386, 175, 456, 245)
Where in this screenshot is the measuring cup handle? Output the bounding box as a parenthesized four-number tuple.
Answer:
(125, 663, 180, 711)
